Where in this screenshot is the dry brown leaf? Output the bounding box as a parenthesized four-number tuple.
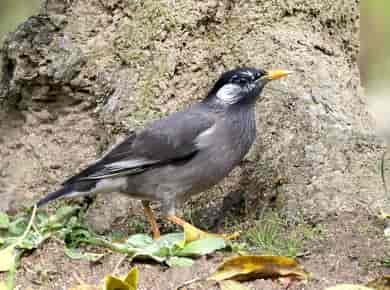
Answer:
(208, 255, 308, 282)
(366, 275, 390, 290)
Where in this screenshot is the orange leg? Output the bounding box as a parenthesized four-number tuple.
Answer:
(142, 201, 160, 240)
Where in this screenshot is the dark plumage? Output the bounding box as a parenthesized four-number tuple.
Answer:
(37, 67, 291, 238)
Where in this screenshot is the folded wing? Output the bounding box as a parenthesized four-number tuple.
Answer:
(62, 107, 215, 185)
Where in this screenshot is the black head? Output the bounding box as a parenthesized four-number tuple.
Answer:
(205, 67, 291, 106)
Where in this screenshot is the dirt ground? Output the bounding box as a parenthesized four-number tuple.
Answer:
(1, 0, 390, 289)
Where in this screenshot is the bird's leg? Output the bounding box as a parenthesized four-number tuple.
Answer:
(142, 201, 160, 240)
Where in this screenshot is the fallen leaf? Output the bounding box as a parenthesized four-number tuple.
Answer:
(123, 267, 138, 289)
(367, 275, 390, 289)
(325, 285, 374, 290)
(208, 255, 308, 282)
(176, 237, 225, 257)
(0, 245, 17, 272)
(104, 268, 138, 290)
(219, 280, 251, 290)
(181, 223, 239, 245)
(104, 276, 131, 290)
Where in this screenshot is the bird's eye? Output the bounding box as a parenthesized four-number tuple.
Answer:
(231, 75, 247, 85)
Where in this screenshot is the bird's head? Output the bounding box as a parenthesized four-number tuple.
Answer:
(205, 67, 292, 106)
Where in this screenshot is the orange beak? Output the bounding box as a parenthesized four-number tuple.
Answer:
(262, 69, 293, 81)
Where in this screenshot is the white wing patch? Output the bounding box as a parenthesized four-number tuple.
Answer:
(195, 124, 217, 149)
(216, 83, 242, 104)
(105, 159, 156, 170)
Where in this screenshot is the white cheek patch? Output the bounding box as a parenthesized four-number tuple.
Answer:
(216, 83, 242, 104)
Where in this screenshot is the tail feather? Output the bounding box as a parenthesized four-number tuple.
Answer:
(36, 185, 73, 207)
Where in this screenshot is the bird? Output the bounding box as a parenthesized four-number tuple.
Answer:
(37, 67, 291, 239)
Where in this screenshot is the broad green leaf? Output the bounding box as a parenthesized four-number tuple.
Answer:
(0, 213, 9, 229)
(157, 233, 184, 247)
(325, 285, 374, 290)
(166, 256, 194, 267)
(64, 247, 104, 262)
(0, 245, 16, 272)
(8, 218, 26, 236)
(126, 234, 154, 248)
(176, 237, 226, 257)
(219, 280, 251, 290)
(208, 255, 308, 282)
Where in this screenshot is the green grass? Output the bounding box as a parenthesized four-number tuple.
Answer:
(243, 211, 325, 258)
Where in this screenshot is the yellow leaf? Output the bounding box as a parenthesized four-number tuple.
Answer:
(0, 244, 17, 272)
(208, 255, 308, 282)
(325, 285, 374, 290)
(178, 223, 239, 247)
(104, 276, 130, 290)
(104, 268, 138, 290)
(367, 275, 390, 289)
(219, 280, 251, 290)
(123, 268, 138, 289)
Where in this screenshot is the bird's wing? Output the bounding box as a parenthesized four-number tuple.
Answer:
(62, 106, 215, 185)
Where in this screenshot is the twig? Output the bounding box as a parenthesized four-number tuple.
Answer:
(176, 277, 204, 290)
(18, 205, 37, 243)
(381, 150, 389, 199)
(113, 254, 129, 276)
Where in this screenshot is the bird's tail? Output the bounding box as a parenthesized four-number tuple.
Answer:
(36, 185, 73, 207)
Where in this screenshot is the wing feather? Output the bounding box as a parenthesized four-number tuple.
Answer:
(62, 105, 214, 185)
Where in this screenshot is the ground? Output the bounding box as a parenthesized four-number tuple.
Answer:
(1, 0, 389, 289)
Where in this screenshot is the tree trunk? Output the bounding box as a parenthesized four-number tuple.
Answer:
(0, 0, 382, 229)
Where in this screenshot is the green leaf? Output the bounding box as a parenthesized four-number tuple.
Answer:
(176, 237, 226, 257)
(157, 233, 184, 247)
(0, 213, 9, 229)
(126, 234, 154, 248)
(64, 247, 104, 262)
(0, 245, 17, 272)
(166, 256, 194, 267)
(18, 231, 46, 250)
(8, 218, 27, 236)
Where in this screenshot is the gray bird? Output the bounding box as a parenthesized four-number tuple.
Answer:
(37, 67, 291, 239)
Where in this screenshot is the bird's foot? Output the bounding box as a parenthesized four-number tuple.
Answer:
(165, 215, 239, 243)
